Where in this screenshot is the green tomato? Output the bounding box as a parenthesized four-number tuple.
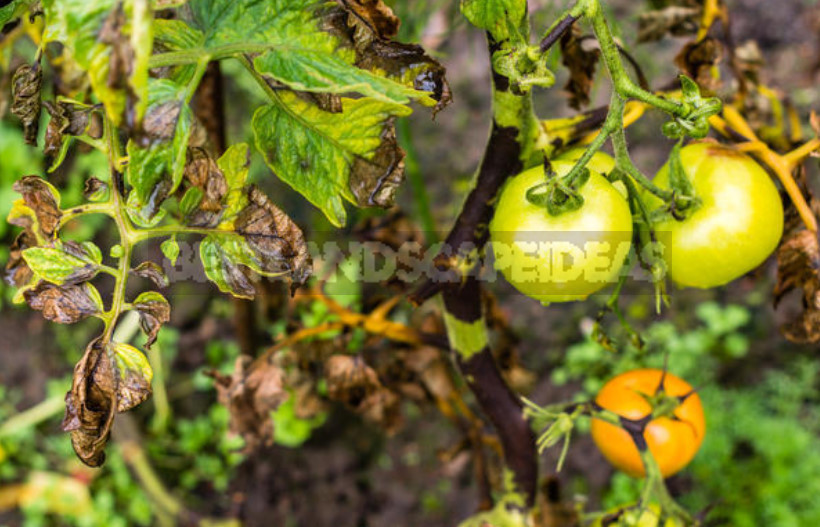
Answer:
(489, 161, 633, 303)
(650, 143, 784, 288)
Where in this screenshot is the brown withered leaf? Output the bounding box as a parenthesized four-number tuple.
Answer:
(62, 338, 117, 467)
(349, 121, 405, 207)
(325, 354, 381, 405)
(24, 282, 101, 324)
(4, 230, 36, 288)
(324, 4, 452, 115)
(131, 261, 169, 288)
(11, 176, 62, 239)
(11, 63, 42, 145)
(774, 229, 820, 343)
(133, 292, 171, 349)
(43, 101, 92, 157)
(675, 37, 722, 93)
(212, 356, 288, 451)
(637, 6, 701, 43)
(735, 40, 764, 86)
(359, 387, 402, 433)
(140, 97, 180, 142)
(560, 27, 599, 110)
(182, 149, 228, 228)
(83, 177, 109, 202)
(337, 0, 400, 40)
(236, 185, 313, 289)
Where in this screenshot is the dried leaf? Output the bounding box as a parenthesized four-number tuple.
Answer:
(62, 338, 117, 467)
(234, 186, 313, 288)
(4, 230, 36, 288)
(560, 27, 599, 110)
(83, 177, 110, 202)
(349, 121, 405, 207)
(10, 63, 42, 145)
(111, 342, 153, 411)
(337, 0, 399, 40)
(24, 281, 103, 324)
(674, 37, 722, 93)
(43, 101, 92, 157)
(9, 176, 62, 239)
(735, 40, 764, 86)
(774, 229, 820, 343)
(359, 387, 401, 433)
(181, 149, 227, 228)
(325, 354, 381, 405)
(131, 261, 169, 288)
(132, 291, 171, 348)
(637, 5, 701, 43)
(212, 356, 288, 451)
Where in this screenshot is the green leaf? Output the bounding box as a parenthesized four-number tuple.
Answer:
(178, 186, 204, 216)
(129, 0, 154, 123)
(253, 93, 412, 227)
(21, 241, 101, 285)
(460, 0, 527, 41)
(217, 143, 250, 220)
(111, 342, 153, 412)
(199, 233, 260, 299)
(158, 0, 427, 104)
(160, 236, 180, 265)
(126, 78, 193, 220)
(0, 0, 35, 27)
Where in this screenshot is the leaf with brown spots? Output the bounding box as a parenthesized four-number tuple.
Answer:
(132, 291, 171, 348)
(337, 0, 400, 40)
(348, 121, 405, 208)
(211, 356, 288, 451)
(10, 62, 42, 145)
(131, 261, 169, 288)
(8, 176, 62, 240)
(560, 26, 599, 110)
(675, 37, 722, 93)
(24, 281, 103, 324)
(62, 338, 117, 467)
(42, 101, 92, 158)
(180, 149, 228, 228)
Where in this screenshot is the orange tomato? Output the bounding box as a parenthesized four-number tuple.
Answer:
(590, 369, 705, 478)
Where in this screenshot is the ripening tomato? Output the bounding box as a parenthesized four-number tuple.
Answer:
(591, 369, 705, 478)
(650, 143, 784, 288)
(489, 161, 633, 303)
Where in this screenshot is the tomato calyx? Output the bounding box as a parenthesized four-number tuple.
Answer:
(650, 141, 702, 223)
(524, 159, 591, 216)
(661, 75, 722, 140)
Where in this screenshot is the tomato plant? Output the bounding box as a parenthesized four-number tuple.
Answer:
(591, 369, 705, 478)
(490, 161, 632, 303)
(649, 143, 784, 288)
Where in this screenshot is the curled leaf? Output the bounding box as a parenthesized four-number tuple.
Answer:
(131, 261, 169, 288)
(10, 62, 42, 145)
(62, 338, 117, 467)
(212, 356, 288, 451)
(637, 5, 701, 43)
(43, 101, 92, 158)
(181, 149, 227, 228)
(22, 240, 102, 285)
(24, 281, 103, 324)
(132, 291, 171, 348)
(337, 0, 399, 40)
(674, 37, 722, 93)
(9, 176, 62, 240)
(83, 177, 110, 202)
(111, 342, 153, 411)
(325, 354, 381, 405)
(774, 229, 820, 343)
(349, 120, 406, 207)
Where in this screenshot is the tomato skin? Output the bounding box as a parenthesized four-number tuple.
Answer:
(489, 161, 633, 303)
(651, 143, 784, 288)
(590, 369, 705, 478)
(555, 148, 616, 176)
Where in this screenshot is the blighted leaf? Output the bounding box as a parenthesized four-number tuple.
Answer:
(348, 121, 405, 207)
(5, 230, 37, 289)
(324, 4, 452, 114)
(200, 186, 312, 298)
(253, 92, 411, 226)
(9, 176, 62, 240)
(460, 0, 527, 41)
(774, 229, 820, 343)
(22, 240, 102, 285)
(41, 0, 153, 125)
(127, 78, 194, 221)
(131, 261, 169, 288)
(217, 143, 251, 219)
(637, 5, 701, 43)
(111, 342, 153, 411)
(62, 338, 116, 467)
(11, 63, 42, 146)
(211, 356, 288, 451)
(735, 40, 764, 85)
(24, 281, 104, 324)
(359, 387, 401, 433)
(84, 177, 110, 202)
(43, 101, 92, 159)
(160, 236, 180, 265)
(674, 37, 722, 93)
(560, 27, 599, 110)
(180, 149, 227, 228)
(325, 354, 381, 405)
(132, 291, 170, 348)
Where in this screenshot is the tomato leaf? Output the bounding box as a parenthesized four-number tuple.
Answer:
(131, 261, 169, 288)
(24, 281, 104, 324)
(22, 240, 102, 285)
(132, 291, 171, 348)
(10, 63, 42, 145)
(460, 0, 527, 42)
(111, 342, 154, 411)
(253, 93, 411, 227)
(160, 236, 180, 265)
